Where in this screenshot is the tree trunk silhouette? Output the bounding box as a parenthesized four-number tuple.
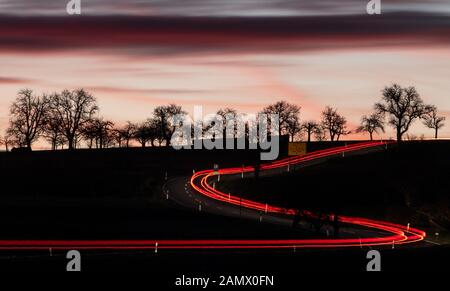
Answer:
(396, 127, 402, 142)
(68, 141, 73, 150)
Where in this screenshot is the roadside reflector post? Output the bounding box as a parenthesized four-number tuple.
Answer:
(228, 193, 231, 202)
(392, 240, 395, 249)
(193, 169, 195, 174)
(259, 212, 262, 223)
(218, 174, 220, 182)
(198, 202, 202, 212)
(213, 182, 216, 189)
(265, 203, 268, 214)
(407, 223, 410, 231)
(49, 248, 52, 257)
(155, 242, 158, 253)
(241, 165, 244, 179)
(287, 161, 290, 172)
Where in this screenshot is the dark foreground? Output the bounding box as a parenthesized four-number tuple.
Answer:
(1, 246, 449, 274)
(0, 141, 448, 274)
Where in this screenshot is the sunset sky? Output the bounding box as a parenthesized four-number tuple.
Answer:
(1, 0, 450, 145)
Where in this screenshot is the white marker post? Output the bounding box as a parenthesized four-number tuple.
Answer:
(198, 202, 202, 212)
(407, 223, 410, 232)
(155, 242, 158, 253)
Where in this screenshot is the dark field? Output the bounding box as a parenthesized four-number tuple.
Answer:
(0, 147, 261, 198)
(0, 147, 285, 240)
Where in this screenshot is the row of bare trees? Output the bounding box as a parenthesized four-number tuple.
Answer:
(359, 83, 446, 141)
(0, 84, 446, 151)
(260, 102, 349, 142)
(0, 89, 189, 151)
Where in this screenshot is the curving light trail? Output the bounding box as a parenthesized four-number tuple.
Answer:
(0, 141, 425, 250)
(189, 141, 426, 249)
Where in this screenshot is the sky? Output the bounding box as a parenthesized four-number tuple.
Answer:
(1, 0, 450, 145)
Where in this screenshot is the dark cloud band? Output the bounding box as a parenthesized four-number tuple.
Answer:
(0, 13, 449, 55)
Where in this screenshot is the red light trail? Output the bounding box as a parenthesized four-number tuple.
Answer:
(0, 141, 426, 250)
(189, 140, 426, 249)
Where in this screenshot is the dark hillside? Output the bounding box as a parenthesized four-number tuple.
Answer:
(220, 141, 450, 229)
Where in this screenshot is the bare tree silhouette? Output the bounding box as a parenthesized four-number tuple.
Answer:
(356, 113, 385, 141)
(314, 126, 327, 141)
(82, 120, 98, 149)
(261, 101, 300, 137)
(134, 119, 159, 147)
(7, 89, 49, 149)
(301, 121, 320, 142)
(375, 84, 431, 142)
(321, 106, 348, 141)
(152, 104, 187, 146)
(423, 106, 445, 139)
(48, 89, 98, 150)
(117, 121, 137, 148)
(81, 118, 115, 149)
(1, 130, 19, 151)
(336, 120, 350, 141)
(286, 117, 302, 142)
(43, 109, 66, 150)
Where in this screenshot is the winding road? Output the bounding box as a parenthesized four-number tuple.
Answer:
(0, 141, 426, 250)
